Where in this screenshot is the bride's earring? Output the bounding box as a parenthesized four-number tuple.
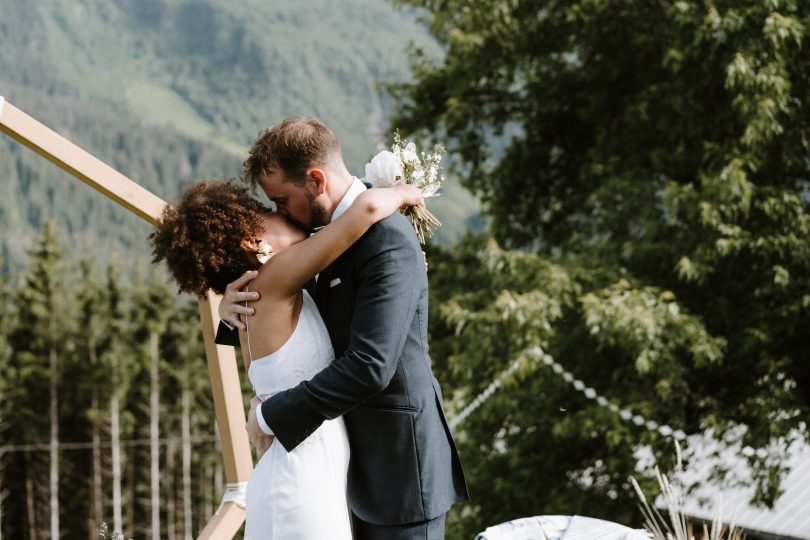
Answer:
(256, 240, 274, 264)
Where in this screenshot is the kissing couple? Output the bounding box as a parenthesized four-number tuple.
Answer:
(151, 117, 468, 539)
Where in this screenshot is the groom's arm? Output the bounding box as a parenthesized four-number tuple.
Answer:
(259, 215, 421, 452)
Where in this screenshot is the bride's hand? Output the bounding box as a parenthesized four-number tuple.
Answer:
(357, 185, 424, 219)
(219, 270, 260, 330)
(389, 184, 424, 209)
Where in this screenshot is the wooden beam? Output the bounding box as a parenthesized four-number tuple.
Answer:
(0, 96, 252, 539)
(198, 292, 253, 482)
(0, 97, 165, 224)
(197, 502, 245, 540)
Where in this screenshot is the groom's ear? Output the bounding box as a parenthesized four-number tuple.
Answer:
(306, 168, 327, 195)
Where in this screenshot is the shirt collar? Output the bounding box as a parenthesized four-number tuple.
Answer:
(330, 177, 367, 223)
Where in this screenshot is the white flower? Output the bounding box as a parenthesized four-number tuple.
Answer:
(422, 181, 441, 198)
(401, 142, 419, 165)
(256, 240, 273, 264)
(362, 131, 445, 243)
(427, 164, 438, 182)
(364, 151, 404, 187)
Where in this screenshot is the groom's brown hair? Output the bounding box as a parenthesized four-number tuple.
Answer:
(242, 117, 341, 191)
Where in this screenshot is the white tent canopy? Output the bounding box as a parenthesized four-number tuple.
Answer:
(476, 515, 649, 540)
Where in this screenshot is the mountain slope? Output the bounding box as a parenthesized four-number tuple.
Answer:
(0, 85, 241, 273)
(1, 0, 480, 272)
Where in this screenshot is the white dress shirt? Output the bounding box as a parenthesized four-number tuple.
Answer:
(329, 176, 367, 223)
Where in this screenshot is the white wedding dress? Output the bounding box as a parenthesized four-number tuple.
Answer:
(244, 290, 352, 540)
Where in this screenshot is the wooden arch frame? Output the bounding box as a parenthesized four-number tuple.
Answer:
(0, 97, 252, 539)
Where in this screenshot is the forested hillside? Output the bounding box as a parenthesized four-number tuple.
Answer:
(1, 0, 478, 273)
(0, 87, 241, 272)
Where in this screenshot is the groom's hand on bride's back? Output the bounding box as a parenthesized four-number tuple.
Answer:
(247, 396, 274, 457)
(218, 270, 261, 331)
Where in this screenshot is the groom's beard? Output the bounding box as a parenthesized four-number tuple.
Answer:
(304, 191, 327, 232)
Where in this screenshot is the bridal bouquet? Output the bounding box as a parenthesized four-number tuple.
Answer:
(364, 131, 444, 243)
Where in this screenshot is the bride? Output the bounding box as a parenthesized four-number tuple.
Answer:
(150, 179, 423, 539)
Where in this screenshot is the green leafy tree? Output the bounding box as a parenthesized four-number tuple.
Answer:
(393, 0, 810, 535)
(426, 237, 724, 537)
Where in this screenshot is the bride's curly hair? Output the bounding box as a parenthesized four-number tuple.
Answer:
(150, 180, 269, 297)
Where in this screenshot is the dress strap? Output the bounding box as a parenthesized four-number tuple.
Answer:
(244, 285, 254, 365)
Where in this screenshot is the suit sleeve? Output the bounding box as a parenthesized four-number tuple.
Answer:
(214, 321, 240, 347)
(260, 218, 421, 451)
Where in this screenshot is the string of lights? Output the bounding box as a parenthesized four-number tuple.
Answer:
(448, 346, 688, 442)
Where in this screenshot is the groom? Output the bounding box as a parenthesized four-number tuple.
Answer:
(215, 117, 468, 539)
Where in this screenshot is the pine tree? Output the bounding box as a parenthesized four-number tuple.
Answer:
(98, 265, 127, 536)
(6, 222, 69, 539)
(161, 300, 218, 539)
(130, 278, 172, 539)
(71, 259, 111, 539)
(0, 259, 13, 540)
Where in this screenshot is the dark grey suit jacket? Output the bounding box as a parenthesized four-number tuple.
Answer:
(217, 212, 468, 525)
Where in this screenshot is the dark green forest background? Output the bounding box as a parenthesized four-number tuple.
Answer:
(2, 1, 810, 539)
